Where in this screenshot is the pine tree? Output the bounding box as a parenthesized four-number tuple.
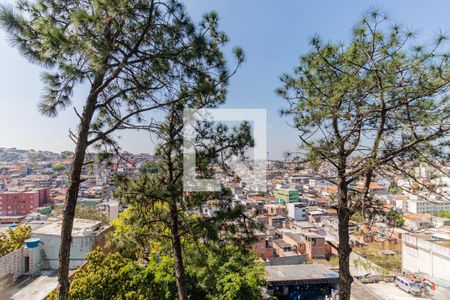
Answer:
(0, 1, 241, 298)
(278, 10, 450, 299)
(112, 97, 256, 298)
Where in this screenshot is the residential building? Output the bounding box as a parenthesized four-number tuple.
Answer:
(273, 189, 299, 203)
(272, 239, 295, 257)
(31, 218, 111, 269)
(251, 231, 273, 260)
(287, 203, 306, 221)
(265, 203, 287, 216)
(268, 216, 286, 229)
(407, 198, 450, 214)
(0, 188, 50, 216)
(433, 217, 450, 228)
(404, 213, 433, 231)
(282, 232, 306, 254)
(303, 233, 326, 259)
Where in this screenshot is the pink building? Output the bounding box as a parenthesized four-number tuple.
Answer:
(0, 188, 50, 216)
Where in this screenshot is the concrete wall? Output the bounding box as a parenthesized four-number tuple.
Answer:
(32, 226, 111, 269)
(0, 248, 24, 282)
(402, 234, 450, 281)
(0, 246, 41, 283)
(32, 234, 96, 269)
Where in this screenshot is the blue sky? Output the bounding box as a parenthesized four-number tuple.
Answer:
(1, 0, 450, 159)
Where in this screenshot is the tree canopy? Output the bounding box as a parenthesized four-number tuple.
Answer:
(0, 1, 244, 298)
(63, 205, 265, 300)
(52, 162, 65, 172)
(278, 9, 450, 299)
(0, 225, 31, 257)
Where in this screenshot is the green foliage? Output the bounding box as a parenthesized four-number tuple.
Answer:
(60, 151, 74, 159)
(69, 250, 163, 300)
(278, 9, 450, 297)
(75, 206, 106, 222)
(68, 243, 265, 300)
(278, 9, 450, 211)
(437, 210, 450, 218)
(138, 161, 160, 175)
(386, 210, 404, 227)
(0, 0, 243, 136)
(351, 212, 364, 223)
(31, 162, 40, 171)
(0, 225, 31, 256)
(389, 187, 401, 195)
(195, 245, 266, 300)
(107, 198, 265, 299)
(1, 1, 246, 298)
(329, 256, 339, 267)
(52, 162, 65, 172)
(370, 255, 401, 274)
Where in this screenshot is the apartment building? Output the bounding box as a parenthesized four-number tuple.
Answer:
(273, 189, 299, 203)
(0, 188, 50, 216)
(303, 233, 326, 259)
(407, 199, 450, 214)
(287, 202, 307, 221)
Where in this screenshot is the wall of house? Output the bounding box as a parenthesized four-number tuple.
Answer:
(251, 236, 273, 260)
(305, 237, 326, 259)
(282, 234, 306, 254)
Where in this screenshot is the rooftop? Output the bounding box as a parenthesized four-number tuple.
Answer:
(32, 218, 101, 237)
(265, 264, 338, 282)
(404, 213, 433, 220)
(273, 239, 291, 249)
(304, 232, 324, 239)
(283, 232, 304, 243)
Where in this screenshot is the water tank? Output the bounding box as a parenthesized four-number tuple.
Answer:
(25, 238, 40, 248)
(9, 224, 17, 229)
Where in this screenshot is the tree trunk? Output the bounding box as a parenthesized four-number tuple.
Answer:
(170, 201, 188, 300)
(57, 79, 103, 300)
(337, 177, 353, 300)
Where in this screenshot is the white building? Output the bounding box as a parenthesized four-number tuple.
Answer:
(407, 198, 450, 214)
(404, 214, 432, 231)
(287, 203, 306, 221)
(97, 201, 120, 221)
(433, 217, 450, 228)
(402, 233, 450, 282)
(31, 218, 110, 269)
